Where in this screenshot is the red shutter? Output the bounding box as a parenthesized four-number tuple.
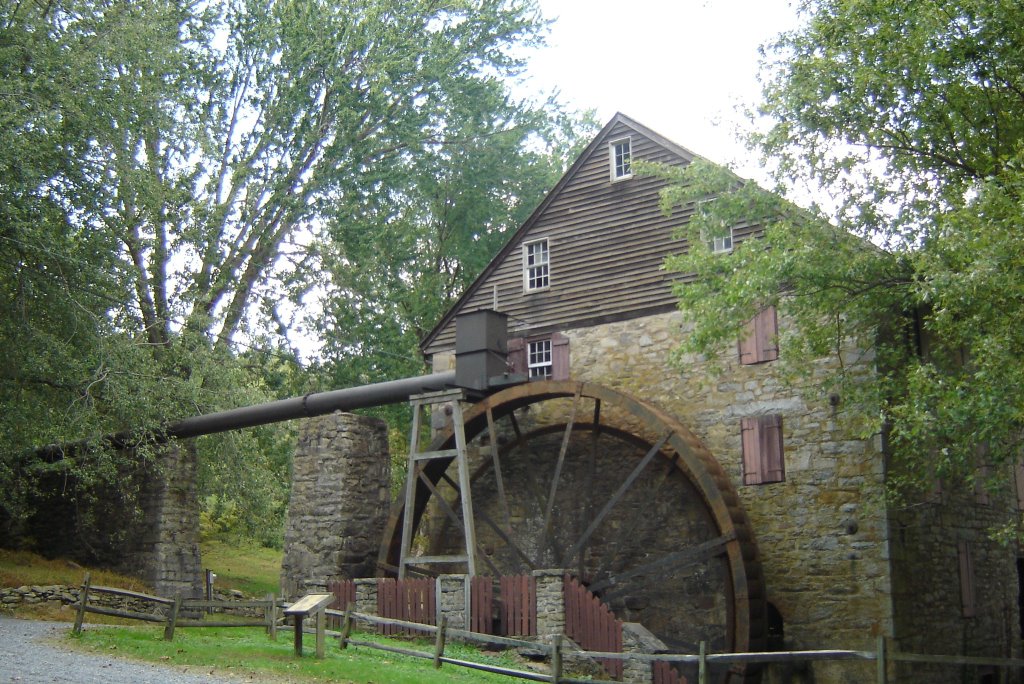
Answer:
(758, 307, 779, 362)
(741, 415, 785, 485)
(551, 333, 570, 381)
(958, 541, 976, 618)
(760, 415, 785, 483)
(507, 337, 526, 376)
(741, 417, 761, 485)
(738, 322, 757, 364)
(739, 307, 779, 365)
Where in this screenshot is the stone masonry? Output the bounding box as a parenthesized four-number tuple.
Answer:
(280, 412, 389, 598)
(121, 442, 203, 599)
(428, 308, 1021, 682)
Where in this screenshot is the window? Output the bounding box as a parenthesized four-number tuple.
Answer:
(528, 339, 552, 379)
(523, 239, 549, 291)
(507, 333, 570, 381)
(741, 415, 785, 485)
(707, 226, 734, 254)
(609, 138, 631, 180)
(738, 306, 779, 365)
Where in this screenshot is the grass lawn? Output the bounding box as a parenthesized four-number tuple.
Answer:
(200, 539, 283, 597)
(67, 624, 539, 683)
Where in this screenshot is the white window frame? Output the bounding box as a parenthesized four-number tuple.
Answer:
(522, 238, 550, 292)
(609, 138, 632, 181)
(710, 227, 734, 253)
(527, 338, 553, 379)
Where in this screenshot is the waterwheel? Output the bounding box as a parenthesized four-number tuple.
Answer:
(380, 380, 767, 682)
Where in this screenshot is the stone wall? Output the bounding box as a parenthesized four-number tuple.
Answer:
(120, 442, 203, 599)
(2, 442, 203, 600)
(433, 309, 891, 681)
(280, 412, 390, 598)
(889, 485, 1021, 683)
(428, 309, 1020, 682)
(565, 311, 891, 679)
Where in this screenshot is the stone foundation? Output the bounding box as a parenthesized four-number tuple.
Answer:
(280, 412, 390, 598)
(120, 442, 203, 599)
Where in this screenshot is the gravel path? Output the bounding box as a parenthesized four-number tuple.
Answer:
(0, 617, 245, 683)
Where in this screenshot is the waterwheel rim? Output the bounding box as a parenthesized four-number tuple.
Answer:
(380, 379, 766, 674)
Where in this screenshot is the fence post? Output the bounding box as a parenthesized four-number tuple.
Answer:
(876, 635, 888, 684)
(434, 615, 448, 669)
(266, 593, 277, 640)
(339, 601, 354, 650)
(698, 640, 708, 684)
(164, 595, 181, 641)
(72, 573, 91, 636)
(550, 633, 563, 684)
(315, 606, 326, 658)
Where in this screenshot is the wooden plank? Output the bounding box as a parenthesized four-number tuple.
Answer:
(452, 401, 478, 576)
(88, 585, 176, 605)
(284, 593, 334, 616)
(399, 402, 424, 579)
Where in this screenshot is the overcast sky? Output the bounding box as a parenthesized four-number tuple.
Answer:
(522, 0, 802, 179)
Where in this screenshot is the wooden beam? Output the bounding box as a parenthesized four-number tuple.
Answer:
(486, 407, 512, 533)
(592, 532, 736, 598)
(543, 386, 583, 542)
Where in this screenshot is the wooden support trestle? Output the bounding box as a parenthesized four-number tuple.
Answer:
(399, 389, 478, 578)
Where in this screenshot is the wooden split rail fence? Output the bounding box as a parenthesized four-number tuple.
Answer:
(71, 572, 281, 642)
(69, 573, 1024, 683)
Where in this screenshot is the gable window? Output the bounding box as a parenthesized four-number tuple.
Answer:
(707, 226, 734, 253)
(507, 333, 570, 381)
(523, 239, 549, 291)
(609, 138, 632, 180)
(738, 306, 779, 365)
(741, 415, 785, 485)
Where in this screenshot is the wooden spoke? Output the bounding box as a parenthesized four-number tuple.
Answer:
(486, 407, 512, 533)
(576, 399, 602, 578)
(592, 533, 736, 598)
(473, 500, 538, 572)
(563, 431, 673, 569)
(543, 385, 583, 534)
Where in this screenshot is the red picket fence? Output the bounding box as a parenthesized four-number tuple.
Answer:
(500, 574, 536, 637)
(327, 579, 356, 630)
(653, 659, 689, 684)
(470, 575, 495, 634)
(563, 575, 623, 680)
(376, 577, 435, 635)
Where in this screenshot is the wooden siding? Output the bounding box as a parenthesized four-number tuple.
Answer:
(422, 114, 761, 355)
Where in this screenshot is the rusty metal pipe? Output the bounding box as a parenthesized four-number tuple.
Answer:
(165, 371, 457, 440)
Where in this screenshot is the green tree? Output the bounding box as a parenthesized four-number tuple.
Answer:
(313, 103, 596, 484)
(656, 0, 1024, 500)
(0, 0, 567, 542)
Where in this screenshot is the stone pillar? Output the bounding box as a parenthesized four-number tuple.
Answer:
(533, 569, 566, 637)
(122, 442, 202, 599)
(355, 578, 378, 616)
(280, 412, 390, 598)
(621, 622, 669, 684)
(436, 574, 469, 631)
